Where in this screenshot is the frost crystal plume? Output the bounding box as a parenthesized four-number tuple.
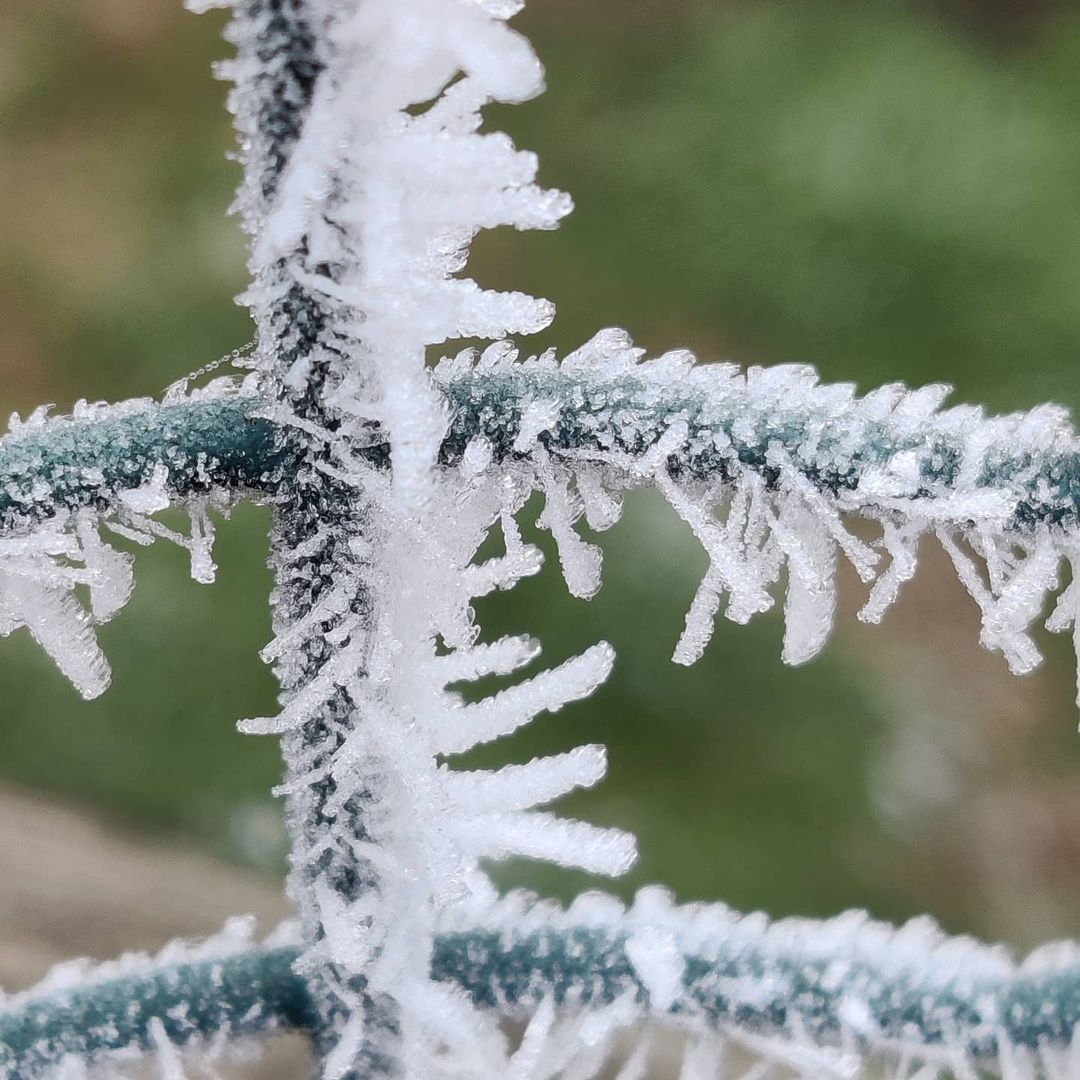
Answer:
(223, 0, 629, 1073)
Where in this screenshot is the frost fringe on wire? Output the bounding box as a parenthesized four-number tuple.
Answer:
(5, 352, 1080, 703)
(10, 889, 1080, 1079)
(4, 0, 1080, 1077)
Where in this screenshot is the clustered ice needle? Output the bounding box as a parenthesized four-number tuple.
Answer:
(434, 333, 1080, 706)
(0, 385, 247, 700)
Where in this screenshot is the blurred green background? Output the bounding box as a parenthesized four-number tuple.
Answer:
(3, 0, 1080, 954)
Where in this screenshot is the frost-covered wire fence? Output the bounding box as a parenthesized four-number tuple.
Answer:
(5, 0, 1080, 1077)
(8, 894, 1080, 1077)
(7, 360, 1080, 533)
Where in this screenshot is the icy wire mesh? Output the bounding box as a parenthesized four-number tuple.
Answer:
(5, 345, 1080, 1075)
(5, 0, 1080, 1077)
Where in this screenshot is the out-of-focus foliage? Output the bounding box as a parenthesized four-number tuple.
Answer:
(2, 0, 1080, 950)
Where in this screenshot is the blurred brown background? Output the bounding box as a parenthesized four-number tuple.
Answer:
(3, 0, 1080, 1031)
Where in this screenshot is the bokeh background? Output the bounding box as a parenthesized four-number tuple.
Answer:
(3, 0, 1080, 1007)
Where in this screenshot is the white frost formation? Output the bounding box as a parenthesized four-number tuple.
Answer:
(227, 0, 570, 512)
(0, 388, 237, 699)
(0, 916, 296, 1079)
(431, 886, 1060, 1080)
(219, 0, 1080, 1063)
(436, 331, 1080, 705)
(222, 0, 634, 1074)
(9, 890, 1080, 1078)
(4, 0, 1080, 1075)
(263, 466, 637, 1077)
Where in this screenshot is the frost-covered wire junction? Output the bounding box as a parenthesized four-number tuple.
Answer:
(5, 0, 1080, 1077)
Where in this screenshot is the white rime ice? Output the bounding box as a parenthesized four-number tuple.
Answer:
(8, 0, 1080, 1075)
(229, 0, 569, 514)
(0, 525, 124, 700)
(219, 0, 631, 1074)
(431, 330, 1080, 710)
(425, 886, 1080, 1080)
(0, 385, 240, 698)
(0, 916, 295, 1078)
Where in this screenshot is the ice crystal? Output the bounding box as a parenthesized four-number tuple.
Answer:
(430, 885, 1060, 1079)
(6, 0, 1080, 1075)
(0, 917, 296, 1078)
(435, 331, 1080, 707)
(227, 0, 568, 512)
(6, 335, 1080, 1074)
(0, 381, 250, 696)
(216, 0, 631, 1072)
(9, 887, 1080, 1077)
